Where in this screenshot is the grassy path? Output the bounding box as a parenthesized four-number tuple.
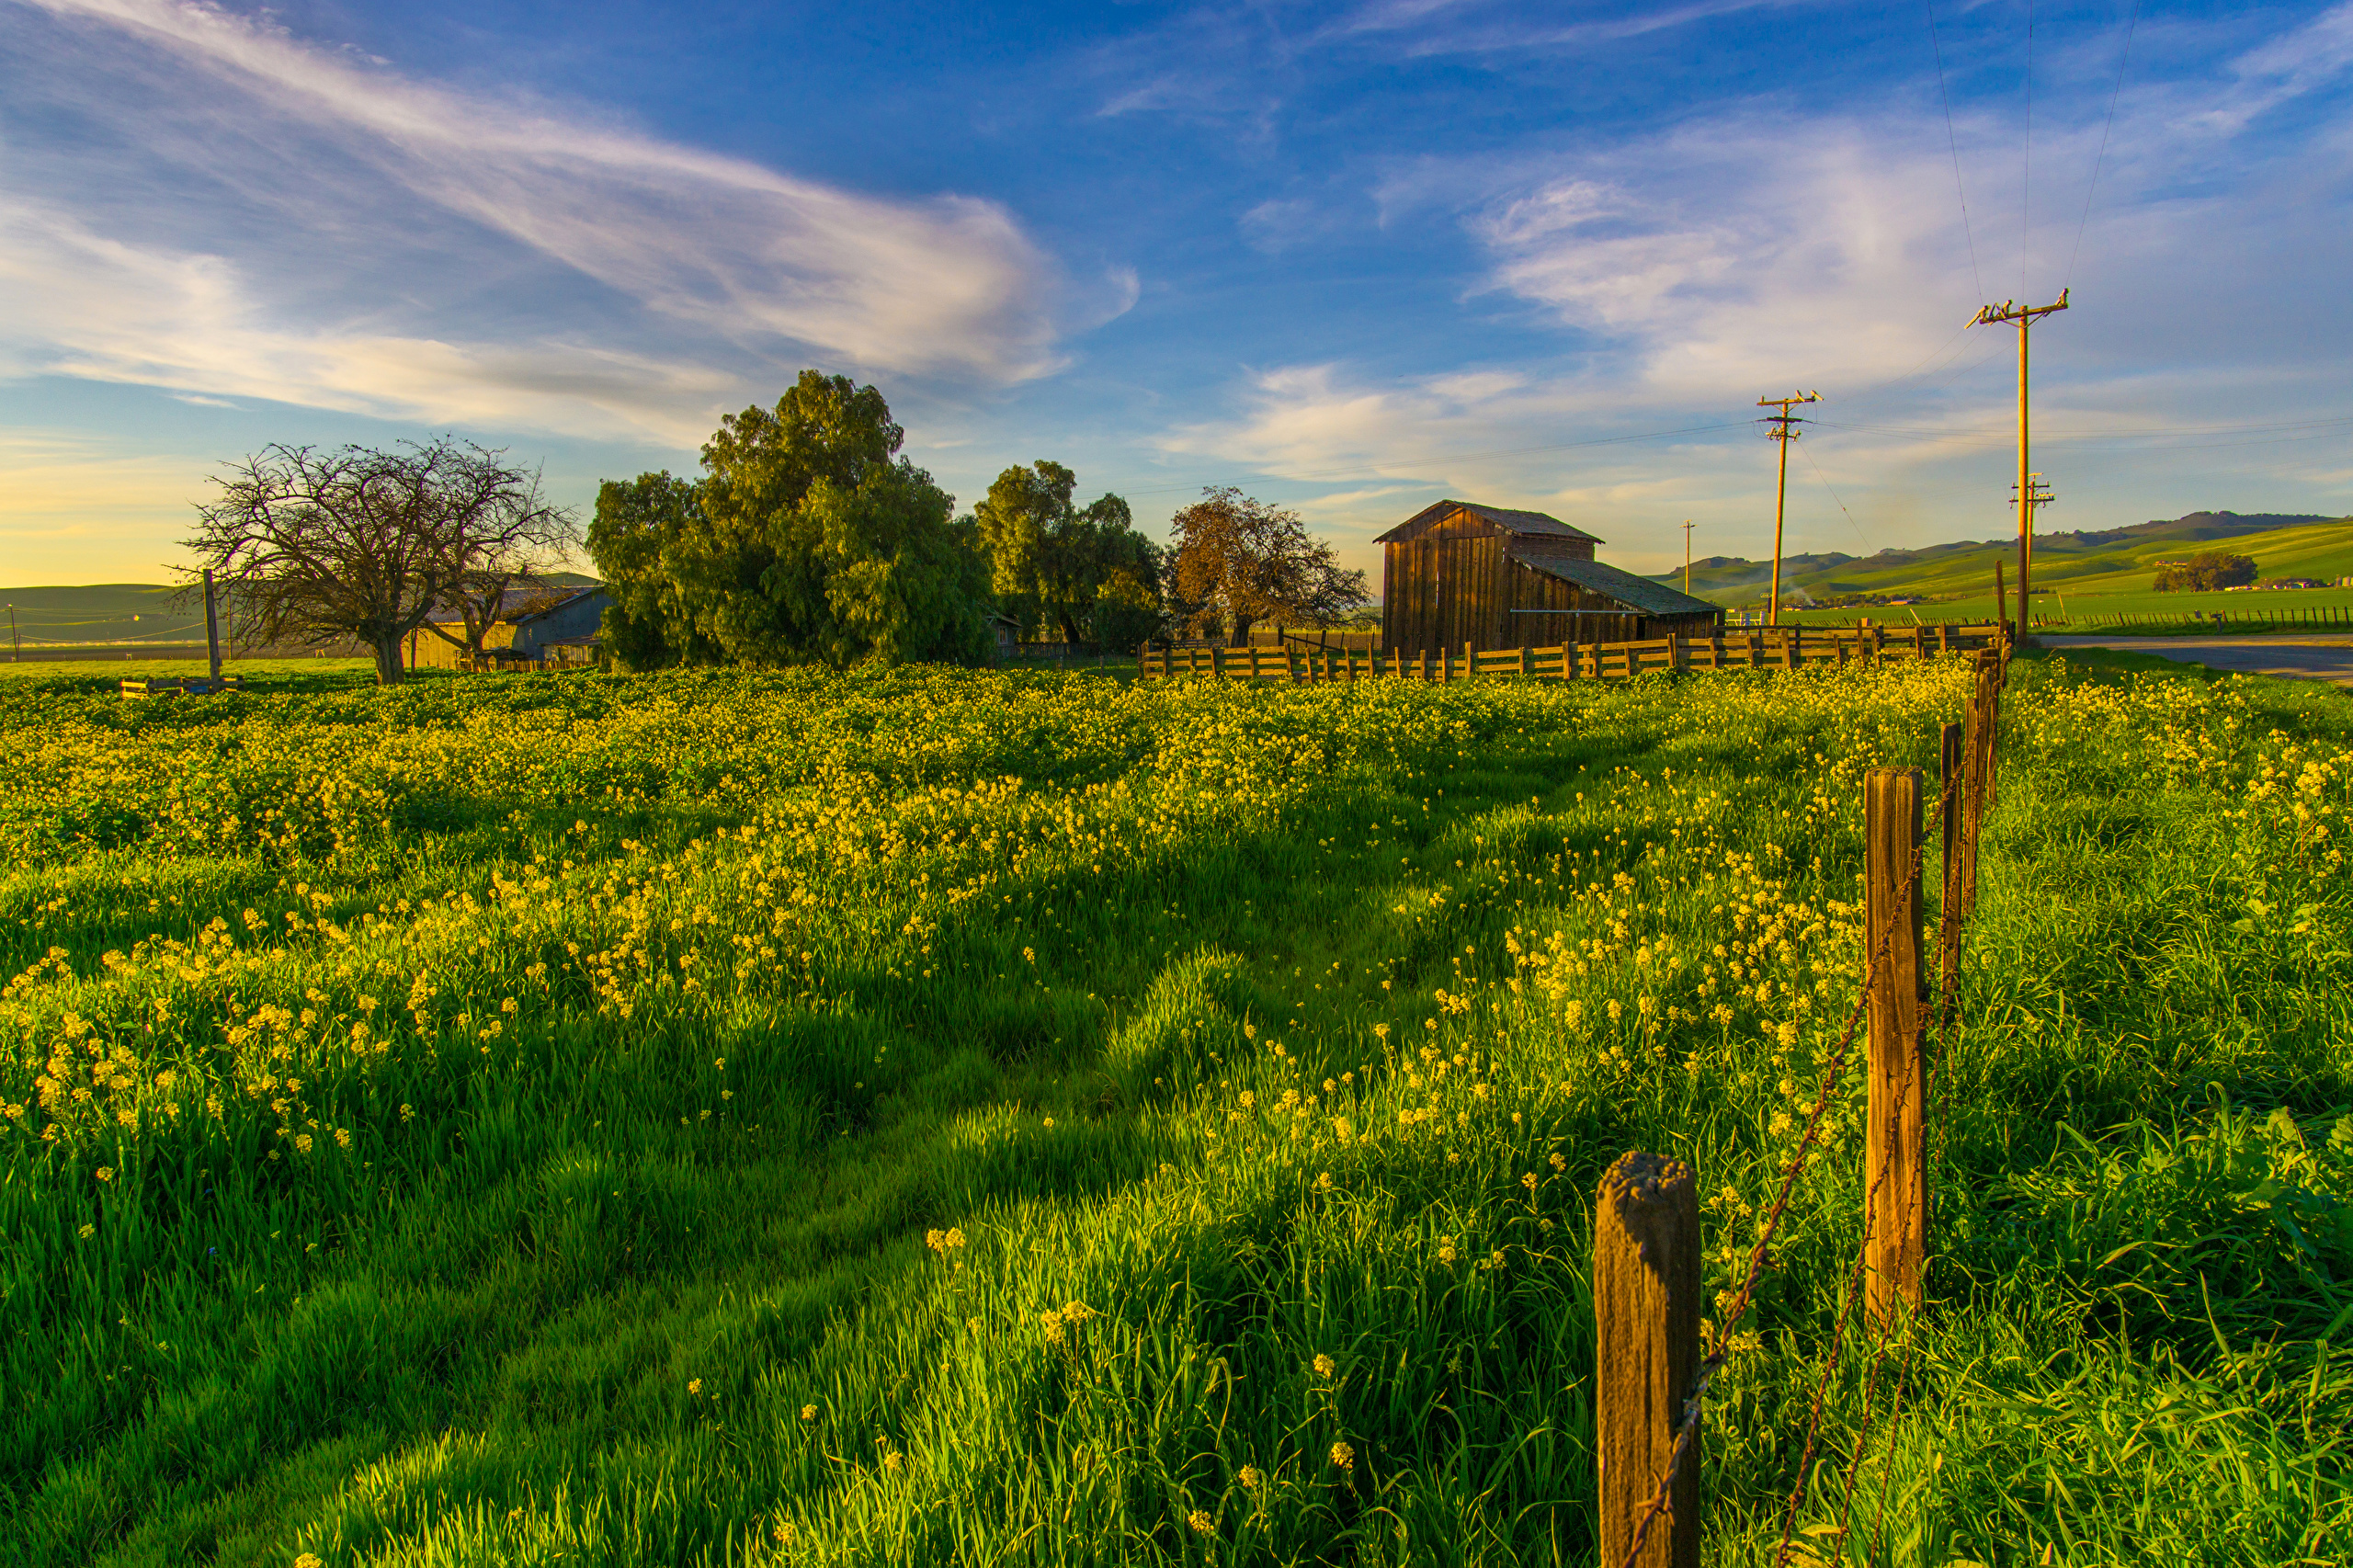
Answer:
(3, 656, 2348, 1564)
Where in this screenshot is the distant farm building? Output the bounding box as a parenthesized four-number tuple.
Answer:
(1374, 500, 1722, 654)
(406, 585, 610, 671)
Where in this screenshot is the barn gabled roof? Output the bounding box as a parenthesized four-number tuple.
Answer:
(1372, 499, 1604, 546)
(1509, 553, 1721, 618)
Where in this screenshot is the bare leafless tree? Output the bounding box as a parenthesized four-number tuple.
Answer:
(181, 439, 580, 684)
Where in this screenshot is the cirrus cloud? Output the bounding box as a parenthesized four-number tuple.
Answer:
(0, 0, 1124, 438)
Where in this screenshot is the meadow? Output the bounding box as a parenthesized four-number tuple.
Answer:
(3, 653, 2349, 1566)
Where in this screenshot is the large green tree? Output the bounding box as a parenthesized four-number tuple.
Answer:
(972, 460, 1162, 648)
(586, 372, 991, 668)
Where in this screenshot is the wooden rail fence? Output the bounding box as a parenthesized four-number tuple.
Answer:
(1138, 624, 2006, 684)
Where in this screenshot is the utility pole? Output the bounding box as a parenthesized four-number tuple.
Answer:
(2009, 474, 2054, 626)
(1969, 290, 2068, 636)
(203, 569, 222, 680)
(1682, 519, 1695, 597)
(1759, 392, 1820, 626)
(6, 604, 16, 662)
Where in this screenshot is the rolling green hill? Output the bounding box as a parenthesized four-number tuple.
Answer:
(1661, 512, 2353, 611)
(0, 574, 600, 646)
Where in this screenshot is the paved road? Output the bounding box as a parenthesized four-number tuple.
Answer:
(2039, 636, 2353, 687)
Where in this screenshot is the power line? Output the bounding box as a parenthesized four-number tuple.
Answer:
(1923, 0, 1985, 302)
(2021, 0, 2036, 298)
(1105, 419, 1755, 496)
(1813, 412, 2353, 443)
(2065, 0, 2142, 290)
(1798, 441, 1874, 551)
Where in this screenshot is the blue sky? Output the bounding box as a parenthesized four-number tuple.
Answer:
(4, 0, 2350, 585)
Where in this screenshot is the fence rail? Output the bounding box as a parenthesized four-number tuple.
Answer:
(1138, 623, 2006, 683)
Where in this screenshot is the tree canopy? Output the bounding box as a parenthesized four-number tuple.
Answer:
(182, 438, 576, 685)
(1167, 487, 1368, 644)
(2154, 551, 2257, 593)
(972, 460, 1162, 648)
(587, 372, 992, 669)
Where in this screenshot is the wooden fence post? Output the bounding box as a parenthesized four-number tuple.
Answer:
(1938, 722, 1964, 1024)
(1864, 768, 1927, 1327)
(1960, 662, 1986, 918)
(1594, 1151, 1700, 1568)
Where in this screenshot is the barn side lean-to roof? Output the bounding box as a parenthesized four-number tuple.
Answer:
(1511, 556, 1720, 618)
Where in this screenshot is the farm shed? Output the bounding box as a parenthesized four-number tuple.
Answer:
(1375, 500, 1723, 653)
(407, 585, 611, 671)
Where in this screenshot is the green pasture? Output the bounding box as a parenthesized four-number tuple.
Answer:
(0, 658, 382, 687)
(2, 656, 2348, 1565)
(1690, 513, 2353, 623)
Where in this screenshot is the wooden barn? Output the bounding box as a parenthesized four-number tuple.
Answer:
(1375, 500, 1722, 654)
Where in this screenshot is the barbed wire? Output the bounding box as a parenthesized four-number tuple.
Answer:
(1616, 779, 1953, 1568)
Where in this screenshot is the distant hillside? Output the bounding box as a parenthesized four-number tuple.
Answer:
(0, 574, 600, 646)
(1653, 512, 2351, 606)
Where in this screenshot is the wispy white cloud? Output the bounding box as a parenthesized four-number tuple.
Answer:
(1342, 0, 1806, 56)
(0, 0, 1116, 437)
(1163, 14, 2353, 570)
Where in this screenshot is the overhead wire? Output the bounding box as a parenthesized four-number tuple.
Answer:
(2022, 0, 2036, 297)
(1923, 0, 1986, 303)
(1799, 442, 1874, 552)
(2065, 0, 2143, 290)
(1104, 420, 1755, 498)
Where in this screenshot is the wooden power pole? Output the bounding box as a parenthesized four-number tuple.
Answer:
(203, 569, 222, 680)
(1758, 392, 1820, 626)
(1968, 291, 2067, 634)
(1682, 519, 1695, 597)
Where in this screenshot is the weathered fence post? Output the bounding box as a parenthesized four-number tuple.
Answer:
(1938, 722, 1964, 1024)
(1864, 768, 1927, 1327)
(1595, 1151, 1700, 1568)
(1959, 663, 1987, 917)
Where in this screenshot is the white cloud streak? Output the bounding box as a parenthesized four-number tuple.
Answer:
(1166, 8, 2353, 569)
(1, 0, 1111, 437)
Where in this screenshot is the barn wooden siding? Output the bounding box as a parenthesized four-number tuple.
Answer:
(1380, 539, 1714, 653)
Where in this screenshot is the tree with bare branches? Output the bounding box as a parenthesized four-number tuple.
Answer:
(1167, 486, 1367, 645)
(181, 439, 580, 684)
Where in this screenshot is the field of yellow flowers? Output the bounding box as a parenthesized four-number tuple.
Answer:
(5, 653, 2350, 1566)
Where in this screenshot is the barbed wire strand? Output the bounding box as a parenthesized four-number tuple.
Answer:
(1621, 638, 2013, 1568)
(1774, 808, 1955, 1567)
(1615, 781, 1952, 1568)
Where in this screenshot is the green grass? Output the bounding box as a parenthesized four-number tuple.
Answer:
(1776, 584, 2353, 631)
(0, 658, 384, 687)
(3, 657, 2349, 1565)
(1684, 513, 2353, 623)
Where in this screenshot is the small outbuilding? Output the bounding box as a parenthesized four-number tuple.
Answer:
(1375, 499, 1722, 653)
(407, 585, 611, 671)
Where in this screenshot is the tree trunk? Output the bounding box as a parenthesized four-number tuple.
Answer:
(1231, 617, 1255, 648)
(371, 631, 406, 685)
